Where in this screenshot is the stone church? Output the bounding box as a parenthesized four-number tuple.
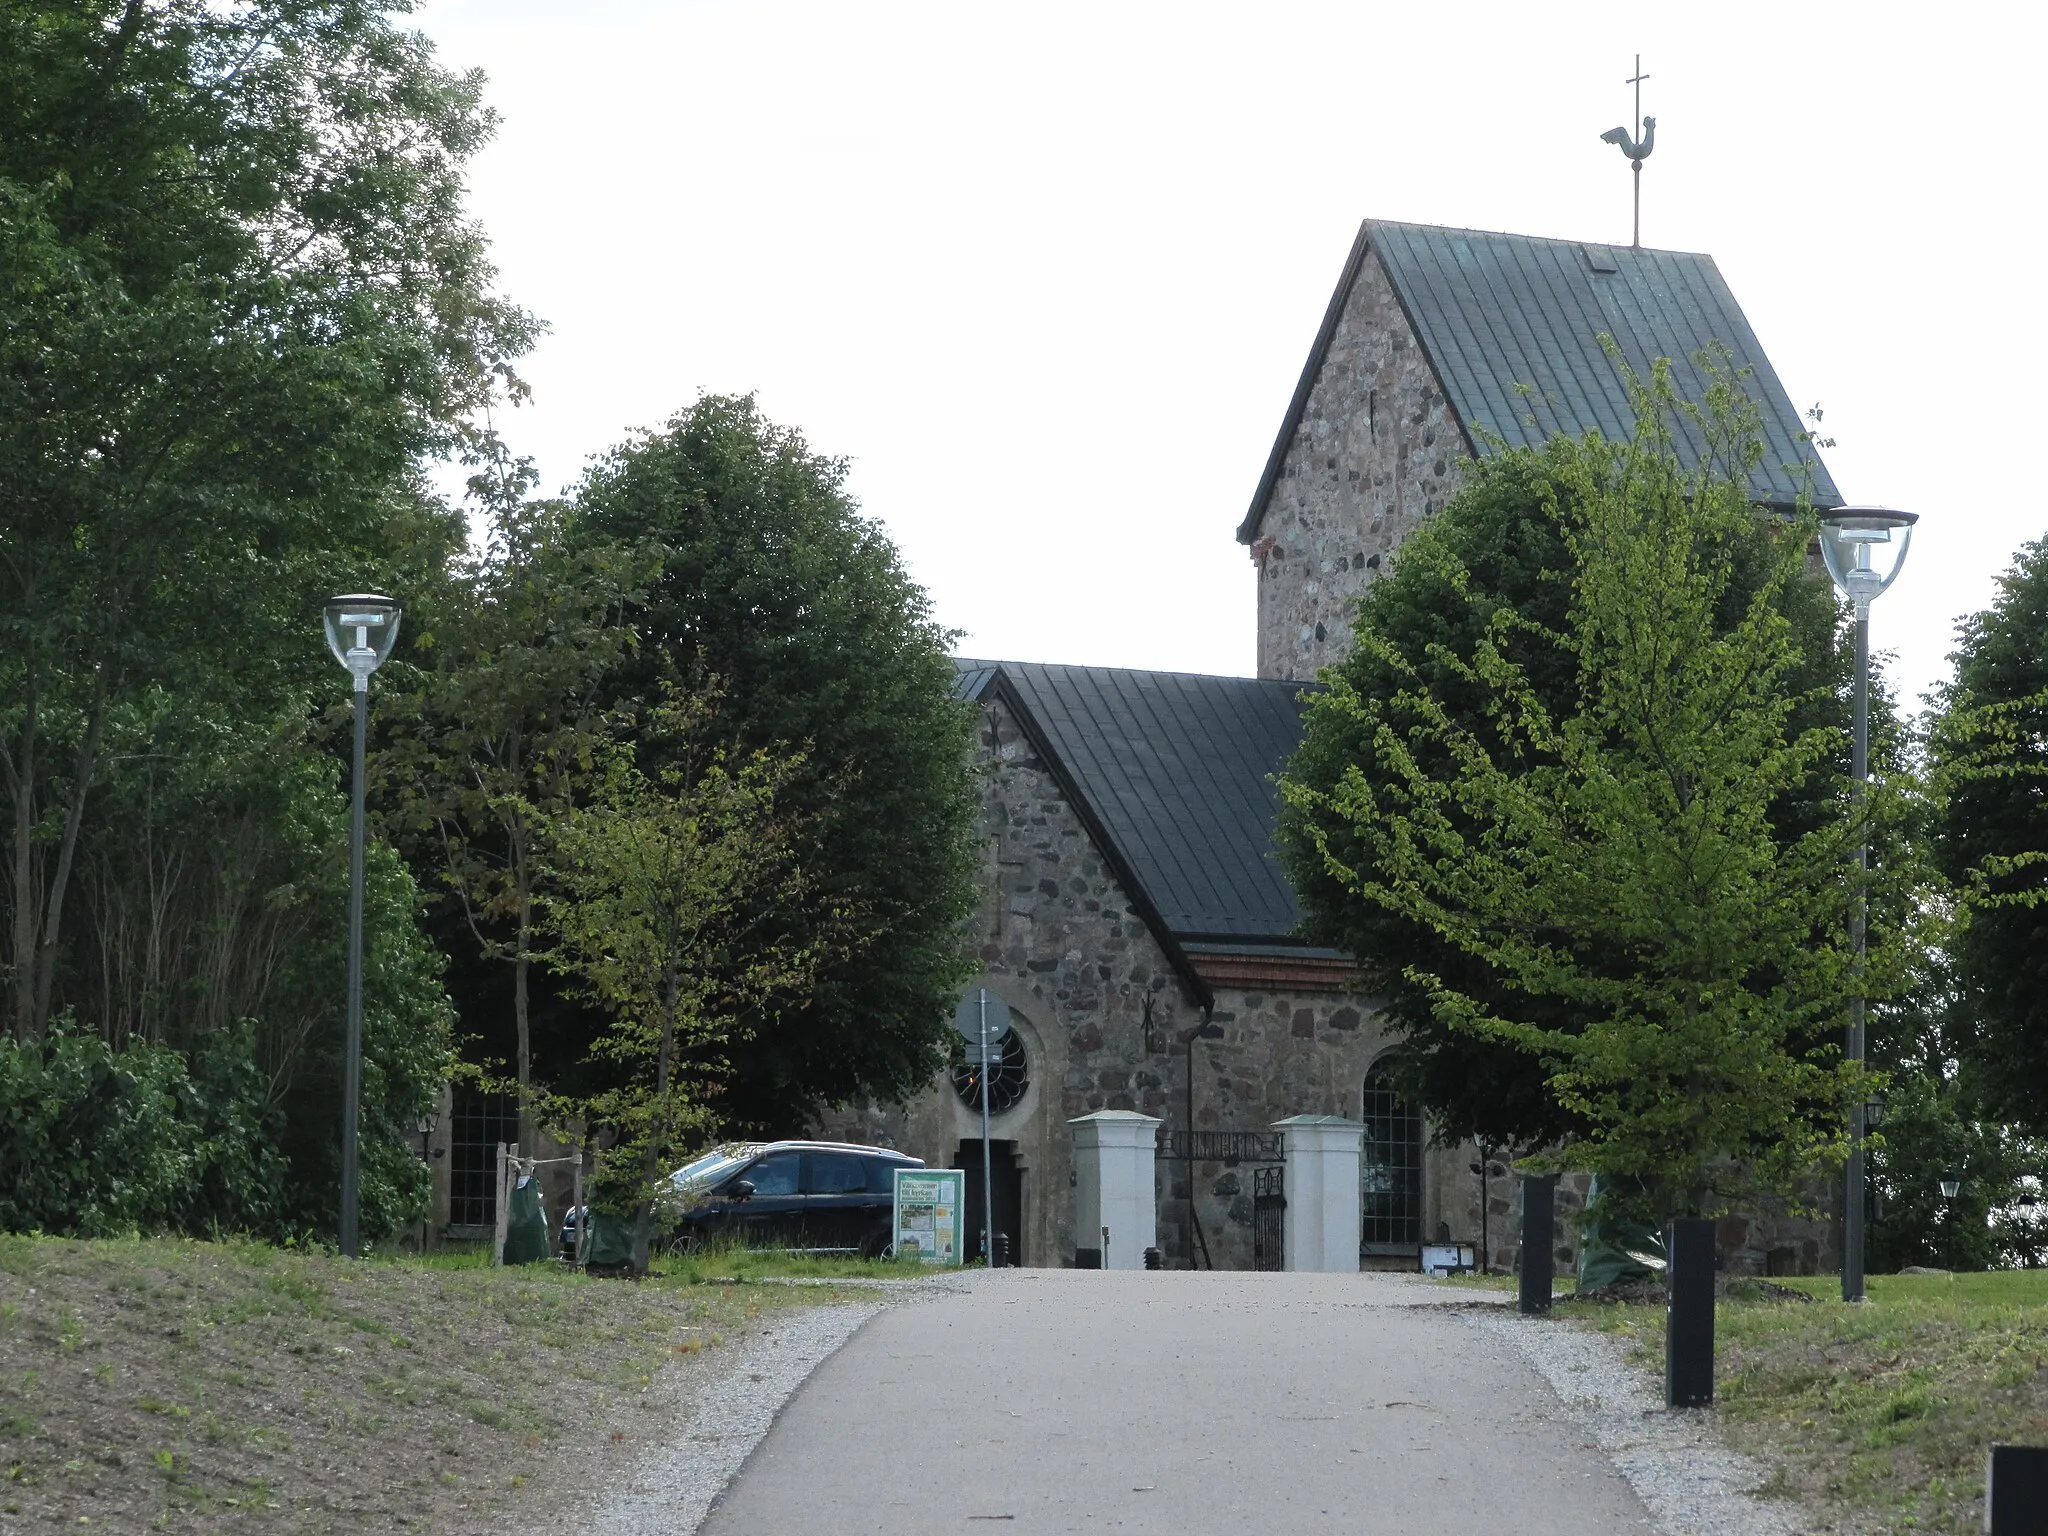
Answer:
(818, 218, 1842, 1276)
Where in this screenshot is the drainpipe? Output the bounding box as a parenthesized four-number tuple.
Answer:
(1184, 1007, 1224, 1269)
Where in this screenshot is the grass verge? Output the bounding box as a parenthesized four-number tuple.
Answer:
(1551, 1270, 2048, 1534)
(657, 1246, 943, 1284)
(0, 1234, 867, 1532)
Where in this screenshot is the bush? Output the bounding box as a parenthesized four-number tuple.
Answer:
(0, 1025, 201, 1235)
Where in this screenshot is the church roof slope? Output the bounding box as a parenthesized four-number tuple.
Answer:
(1239, 219, 1841, 542)
(957, 660, 1310, 947)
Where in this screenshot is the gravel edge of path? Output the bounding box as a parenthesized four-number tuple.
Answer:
(1467, 1309, 1811, 1536)
(583, 1276, 979, 1536)
(585, 1299, 887, 1536)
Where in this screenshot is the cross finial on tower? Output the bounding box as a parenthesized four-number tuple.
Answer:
(1599, 54, 1657, 248)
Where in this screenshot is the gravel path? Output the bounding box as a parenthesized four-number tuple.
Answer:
(1468, 1307, 1807, 1536)
(584, 1299, 889, 1536)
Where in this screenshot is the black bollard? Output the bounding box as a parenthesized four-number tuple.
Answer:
(1986, 1445, 2048, 1534)
(1518, 1174, 1558, 1315)
(1666, 1218, 1716, 1408)
(993, 1232, 1011, 1268)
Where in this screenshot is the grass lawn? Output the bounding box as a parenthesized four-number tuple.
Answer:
(1556, 1270, 2048, 1534)
(656, 1246, 941, 1285)
(0, 1234, 877, 1532)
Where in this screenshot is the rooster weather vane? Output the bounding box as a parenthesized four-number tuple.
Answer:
(1600, 55, 1656, 248)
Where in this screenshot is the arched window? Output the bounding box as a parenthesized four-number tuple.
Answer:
(950, 1030, 1030, 1115)
(1361, 1062, 1422, 1252)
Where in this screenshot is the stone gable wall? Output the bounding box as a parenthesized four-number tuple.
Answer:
(1251, 244, 1470, 682)
(815, 696, 1191, 1266)
(815, 695, 1512, 1271)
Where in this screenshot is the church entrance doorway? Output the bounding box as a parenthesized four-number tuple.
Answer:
(956, 1138, 1022, 1266)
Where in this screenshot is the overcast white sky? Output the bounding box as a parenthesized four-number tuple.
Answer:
(414, 0, 2043, 715)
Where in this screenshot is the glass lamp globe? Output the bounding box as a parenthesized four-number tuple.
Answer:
(1816, 508, 1918, 613)
(1939, 1173, 1963, 1200)
(323, 594, 402, 687)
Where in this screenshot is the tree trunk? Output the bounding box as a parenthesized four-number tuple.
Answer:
(631, 1195, 653, 1278)
(509, 744, 536, 1155)
(634, 957, 682, 1277)
(4, 687, 37, 1041)
(28, 690, 105, 1037)
(514, 877, 534, 1155)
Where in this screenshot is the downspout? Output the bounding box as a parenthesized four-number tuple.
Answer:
(1185, 1003, 1220, 1270)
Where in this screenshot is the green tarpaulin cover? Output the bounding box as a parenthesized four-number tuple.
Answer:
(584, 1210, 635, 1269)
(1576, 1175, 1666, 1291)
(502, 1176, 552, 1265)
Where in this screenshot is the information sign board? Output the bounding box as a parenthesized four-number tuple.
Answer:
(892, 1167, 965, 1265)
(1421, 1242, 1476, 1277)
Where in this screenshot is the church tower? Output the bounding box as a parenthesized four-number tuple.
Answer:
(1238, 220, 1840, 682)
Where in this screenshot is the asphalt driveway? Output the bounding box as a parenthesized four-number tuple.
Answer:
(698, 1269, 1652, 1535)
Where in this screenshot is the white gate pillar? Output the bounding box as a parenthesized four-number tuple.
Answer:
(1069, 1110, 1161, 1269)
(1275, 1115, 1364, 1273)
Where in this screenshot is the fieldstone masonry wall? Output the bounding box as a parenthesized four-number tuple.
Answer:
(1251, 244, 1470, 682)
(816, 697, 1189, 1266)
(810, 676, 1823, 1278)
(818, 697, 1506, 1270)
(1171, 981, 1562, 1274)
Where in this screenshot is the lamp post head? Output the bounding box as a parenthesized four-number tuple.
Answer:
(1939, 1173, 1963, 1200)
(1816, 507, 1917, 617)
(323, 594, 402, 692)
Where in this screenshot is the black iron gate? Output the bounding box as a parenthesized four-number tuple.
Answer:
(1251, 1163, 1285, 1271)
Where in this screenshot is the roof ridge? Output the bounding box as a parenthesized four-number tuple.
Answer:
(964, 657, 1302, 688)
(1366, 216, 1718, 261)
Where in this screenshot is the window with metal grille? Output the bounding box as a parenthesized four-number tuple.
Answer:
(950, 1031, 1029, 1115)
(448, 1089, 516, 1231)
(1361, 1063, 1422, 1250)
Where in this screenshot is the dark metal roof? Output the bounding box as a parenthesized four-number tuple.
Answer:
(951, 659, 1000, 702)
(1239, 219, 1841, 542)
(957, 660, 1310, 948)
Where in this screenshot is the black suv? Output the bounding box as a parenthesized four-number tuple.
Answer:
(562, 1140, 923, 1258)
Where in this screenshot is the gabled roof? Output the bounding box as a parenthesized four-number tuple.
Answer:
(955, 659, 1318, 1005)
(1238, 219, 1841, 542)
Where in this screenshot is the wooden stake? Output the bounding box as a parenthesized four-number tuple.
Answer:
(493, 1141, 512, 1266)
(571, 1160, 585, 1267)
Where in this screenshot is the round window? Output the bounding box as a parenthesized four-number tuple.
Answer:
(951, 1030, 1029, 1115)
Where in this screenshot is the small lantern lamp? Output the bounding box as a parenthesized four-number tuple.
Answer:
(1816, 508, 1918, 614)
(1939, 1173, 1963, 1201)
(323, 594, 403, 691)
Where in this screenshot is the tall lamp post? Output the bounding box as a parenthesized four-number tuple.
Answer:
(1816, 510, 1916, 1304)
(323, 595, 403, 1258)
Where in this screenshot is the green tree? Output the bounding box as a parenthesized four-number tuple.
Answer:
(1926, 533, 2048, 1134)
(385, 461, 649, 1153)
(1281, 365, 1890, 1220)
(543, 694, 814, 1273)
(1281, 383, 1850, 1155)
(574, 396, 979, 1133)
(0, 0, 532, 1040)
(1867, 1031, 2048, 1272)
